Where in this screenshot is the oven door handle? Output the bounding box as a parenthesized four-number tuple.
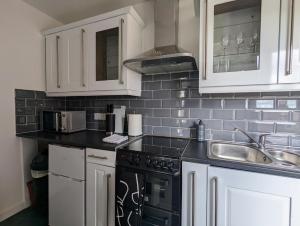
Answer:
(143, 215, 169, 226)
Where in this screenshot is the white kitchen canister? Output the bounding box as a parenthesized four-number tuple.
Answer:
(128, 114, 142, 136)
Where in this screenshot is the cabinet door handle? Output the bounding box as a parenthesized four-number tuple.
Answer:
(203, 0, 208, 80)
(106, 174, 111, 226)
(56, 35, 61, 88)
(286, 0, 295, 76)
(118, 18, 124, 84)
(190, 171, 196, 226)
(210, 177, 217, 226)
(81, 29, 86, 87)
(202, 0, 208, 80)
(88, 154, 108, 160)
(96, 171, 110, 226)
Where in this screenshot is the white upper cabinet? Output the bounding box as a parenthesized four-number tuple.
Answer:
(45, 7, 144, 97)
(279, 0, 300, 84)
(199, 0, 281, 89)
(86, 14, 142, 93)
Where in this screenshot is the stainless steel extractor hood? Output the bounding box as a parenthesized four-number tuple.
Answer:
(123, 0, 198, 75)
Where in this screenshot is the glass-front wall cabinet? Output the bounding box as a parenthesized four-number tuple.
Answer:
(200, 0, 281, 88)
(96, 27, 119, 81)
(87, 16, 125, 91)
(213, 0, 261, 73)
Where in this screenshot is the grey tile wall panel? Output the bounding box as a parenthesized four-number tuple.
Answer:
(141, 91, 153, 99)
(171, 72, 189, 80)
(202, 119, 223, 130)
(292, 111, 300, 122)
(224, 99, 246, 109)
(212, 110, 234, 120)
(202, 99, 222, 109)
(190, 109, 211, 119)
(262, 111, 290, 121)
(15, 71, 300, 148)
(145, 100, 162, 108)
(171, 128, 191, 138)
(223, 120, 246, 131)
(248, 99, 275, 109)
(15, 89, 35, 98)
(235, 110, 261, 120)
(276, 123, 300, 134)
(153, 90, 171, 99)
(171, 109, 190, 118)
(130, 100, 145, 108)
(211, 130, 233, 141)
(153, 127, 171, 137)
(248, 121, 275, 133)
(144, 81, 162, 90)
(181, 79, 199, 89)
(153, 109, 171, 117)
(162, 80, 181, 89)
(171, 90, 189, 99)
(277, 99, 300, 110)
(144, 117, 161, 126)
(153, 73, 171, 81)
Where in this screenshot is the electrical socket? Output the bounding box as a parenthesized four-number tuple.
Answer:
(94, 113, 106, 120)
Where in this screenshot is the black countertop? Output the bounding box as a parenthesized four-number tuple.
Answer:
(182, 140, 300, 179)
(17, 131, 300, 179)
(17, 130, 141, 151)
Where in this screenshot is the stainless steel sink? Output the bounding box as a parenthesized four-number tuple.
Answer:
(267, 150, 300, 167)
(207, 142, 272, 164)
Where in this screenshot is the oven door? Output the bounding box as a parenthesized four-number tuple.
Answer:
(144, 172, 180, 212)
(116, 166, 145, 226)
(41, 111, 61, 132)
(141, 206, 180, 226)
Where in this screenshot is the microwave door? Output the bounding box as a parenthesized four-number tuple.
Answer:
(42, 111, 61, 132)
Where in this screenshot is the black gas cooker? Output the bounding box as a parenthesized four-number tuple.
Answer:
(115, 136, 189, 226)
(117, 136, 189, 174)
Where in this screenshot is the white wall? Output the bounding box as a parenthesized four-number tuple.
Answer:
(0, 0, 61, 221)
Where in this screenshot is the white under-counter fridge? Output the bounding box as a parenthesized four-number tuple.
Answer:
(49, 144, 85, 226)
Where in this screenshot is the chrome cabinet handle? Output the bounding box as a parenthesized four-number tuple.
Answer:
(210, 177, 218, 226)
(203, 0, 208, 80)
(106, 174, 111, 226)
(56, 35, 61, 88)
(55, 112, 59, 132)
(81, 29, 86, 87)
(118, 18, 124, 84)
(286, 0, 295, 76)
(96, 171, 109, 226)
(190, 171, 196, 226)
(88, 154, 108, 160)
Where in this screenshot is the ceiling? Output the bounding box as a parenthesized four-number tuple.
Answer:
(22, 0, 148, 24)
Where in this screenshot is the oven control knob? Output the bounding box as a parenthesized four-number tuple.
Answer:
(159, 160, 166, 168)
(134, 155, 141, 165)
(167, 161, 175, 170)
(152, 159, 159, 168)
(127, 154, 134, 165)
(145, 158, 151, 166)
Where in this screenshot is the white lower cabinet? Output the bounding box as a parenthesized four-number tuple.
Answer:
(86, 149, 116, 226)
(182, 162, 300, 226)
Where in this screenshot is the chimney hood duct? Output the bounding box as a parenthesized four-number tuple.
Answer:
(123, 0, 198, 75)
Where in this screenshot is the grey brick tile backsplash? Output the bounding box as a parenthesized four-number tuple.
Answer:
(15, 71, 300, 148)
